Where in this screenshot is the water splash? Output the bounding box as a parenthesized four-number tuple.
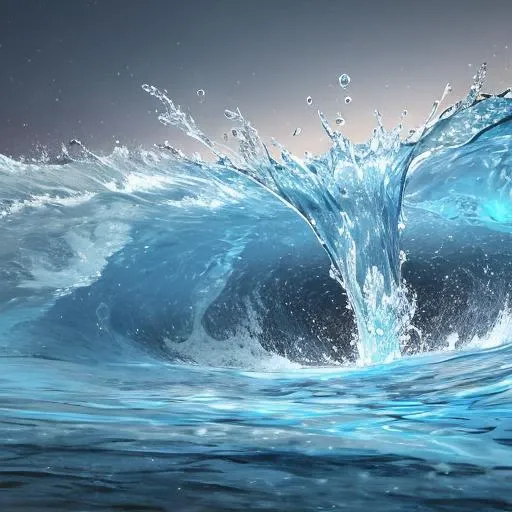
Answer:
(142, 63, 510, 365)
(0, 64, 511, 512)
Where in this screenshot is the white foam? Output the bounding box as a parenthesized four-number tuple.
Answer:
(466, 305, 512, 350)
(165, 301, 300, 372)
(165, 196, 225, 209)
(19, 222, 131, 294)
(0, 192, 95, 218)
(103, 172, 177, 194)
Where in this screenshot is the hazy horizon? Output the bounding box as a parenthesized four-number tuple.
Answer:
(1, 0, 511, 158)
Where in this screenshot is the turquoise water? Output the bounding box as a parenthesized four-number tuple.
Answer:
(0, 67, 511, 510)
(1, 341, 511, 510)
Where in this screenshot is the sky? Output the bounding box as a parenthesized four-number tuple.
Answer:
(1, 0, 512, 158)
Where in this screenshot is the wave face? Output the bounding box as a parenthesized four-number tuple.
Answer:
(0, 67, 511, 510)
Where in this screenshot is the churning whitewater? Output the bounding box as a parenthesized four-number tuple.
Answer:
(0, 65, 511, 511)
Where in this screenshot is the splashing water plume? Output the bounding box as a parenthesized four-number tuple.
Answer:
(141, 63, 510, 365)
(1, 63, 512, 511)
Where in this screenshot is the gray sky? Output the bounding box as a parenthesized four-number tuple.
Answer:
(1, 0, 511, 157)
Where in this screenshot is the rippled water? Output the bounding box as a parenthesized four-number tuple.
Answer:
(0, 66, 511, 510)
(1, 340, 511, 511)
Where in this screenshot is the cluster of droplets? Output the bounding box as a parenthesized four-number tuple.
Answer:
(335, 73, 352, 127)
(192, 64, 487, 149)
(299, 73, 352, 134)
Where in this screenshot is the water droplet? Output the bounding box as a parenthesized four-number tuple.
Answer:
(224, 109, 237, 120)
(402, 109, 408, 117)
(306, 96, 313, 105)
(196, 89, 205, 97)
(442, 83, 453, 101)
(223, 133, 229, 142)
(335, 116, 345, 126)
(231, 129, 238, 137)
(338, 73, 351, 88)
(344, 96, 352, 104)
(376, 328, 384, 337)
(293, 127, 302, 136)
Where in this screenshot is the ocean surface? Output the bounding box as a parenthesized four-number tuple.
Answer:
(0, 66, 511, 510)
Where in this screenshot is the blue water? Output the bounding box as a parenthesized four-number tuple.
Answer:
(0, 67, 511, 510)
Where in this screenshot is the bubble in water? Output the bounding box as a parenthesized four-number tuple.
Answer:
(293, 127, 302, 136)
(345, 96, 352, 104)
(306, 96, 313, 105)
(96, 302, 110, 331)
(338, 73, 351, 88)
(196, 89, 205, 97)
(335, 116, 345, 126)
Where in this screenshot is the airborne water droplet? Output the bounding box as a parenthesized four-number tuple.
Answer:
(196, 89, 205, 97)
(345, 96, 352, 104)
(441, 83, 453, 102)
(338, 73, 351, 88)
(223, 133, 229, 142)
(402, 109, 408, 117)
(293, 127, 302, 136)
(231, 129, 238, 137)
(306, 96, 313, 105)
(335, 116, 345, 126)
(224, 109, 237, 120)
